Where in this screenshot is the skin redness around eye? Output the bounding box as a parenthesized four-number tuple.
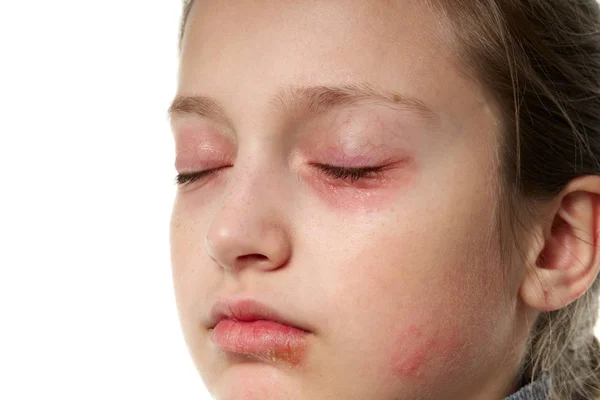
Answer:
(297, 159, 417, 212)
(173, 126, 235, 174)
(289, 106, 422, 209)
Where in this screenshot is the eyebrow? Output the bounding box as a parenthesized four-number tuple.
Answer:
(168, 82, 438, 125)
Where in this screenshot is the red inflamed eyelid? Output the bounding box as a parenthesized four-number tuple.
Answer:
(174, 134, 236, 173)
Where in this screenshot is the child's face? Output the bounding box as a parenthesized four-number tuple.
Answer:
(170, 1, 527, 399)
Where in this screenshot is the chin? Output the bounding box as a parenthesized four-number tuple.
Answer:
(209, 362, 302, 400)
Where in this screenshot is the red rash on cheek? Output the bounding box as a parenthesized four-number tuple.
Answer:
(389, 324, 461, 381)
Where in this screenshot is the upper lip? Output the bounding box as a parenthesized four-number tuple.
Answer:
(208, 298, 311, 332)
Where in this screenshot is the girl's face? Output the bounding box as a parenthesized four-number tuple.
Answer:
(170, 1, 527, 399)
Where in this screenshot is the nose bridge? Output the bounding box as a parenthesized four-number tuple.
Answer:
(223, 142, 281, 211)
(204, 143, 291, 272)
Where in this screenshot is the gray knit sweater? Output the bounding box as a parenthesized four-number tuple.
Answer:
(504, 373, 552, 400)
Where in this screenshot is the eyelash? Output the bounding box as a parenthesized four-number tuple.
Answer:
(175, 169, 222, 186)
(314, 164, 385, 183)
(174, 165, 385, 186)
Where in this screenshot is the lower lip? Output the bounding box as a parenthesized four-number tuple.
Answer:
(211, 319, 310, 365)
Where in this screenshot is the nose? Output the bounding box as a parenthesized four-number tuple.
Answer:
(204, 160, 292, 274)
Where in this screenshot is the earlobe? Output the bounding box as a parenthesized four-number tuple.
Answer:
(519, 176, 600, 312)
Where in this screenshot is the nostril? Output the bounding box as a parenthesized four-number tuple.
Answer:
(232, 254, 272, 271)
(238, 254, 269, 262)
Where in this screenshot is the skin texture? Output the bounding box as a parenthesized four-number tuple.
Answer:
(169, 1, 538, 399)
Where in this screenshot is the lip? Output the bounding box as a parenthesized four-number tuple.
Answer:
(207, 298, 312, 365)
(208, 298, 311, 332)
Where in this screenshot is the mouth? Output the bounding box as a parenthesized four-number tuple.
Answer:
(208, 298, 312, 365)
(208, 298, 311, 331)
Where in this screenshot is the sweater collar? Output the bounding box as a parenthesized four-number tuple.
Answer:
(504, 372, 552, 400)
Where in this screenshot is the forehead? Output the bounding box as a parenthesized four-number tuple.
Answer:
(178, 0, 489, 127)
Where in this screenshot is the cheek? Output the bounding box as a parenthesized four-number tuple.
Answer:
(170, 191, 213, 246)
(388, 323, 464, 382)
(169, 196, 213, 306)
(321, 196, 504, 383)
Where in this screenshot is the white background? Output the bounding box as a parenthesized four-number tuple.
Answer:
(1, 1, 599, 399)
(0, 1, 210, 399)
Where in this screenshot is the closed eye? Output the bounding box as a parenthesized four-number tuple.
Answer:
(175, 168, 223, 186)
(175, 164, 386, 186)
(314, 164, 386, 183)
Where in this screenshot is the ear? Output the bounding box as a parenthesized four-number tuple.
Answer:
(519, 175, 600, 312)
